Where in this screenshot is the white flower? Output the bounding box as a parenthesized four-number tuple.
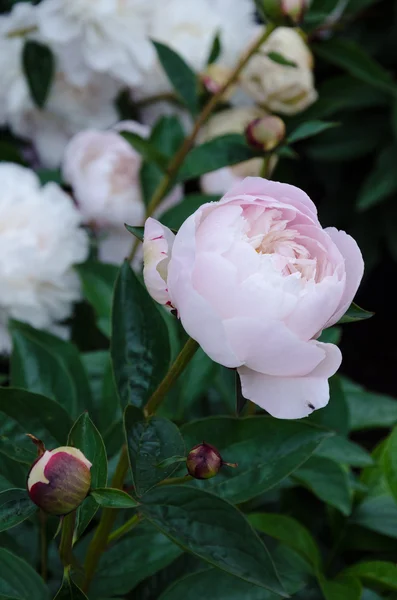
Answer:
(11, 71, 120, 168)
(241, 27, 318, 115)
(0, 3, 120, 168)
(198, 106, 277, 195)
(134, 0, 256, 100)
(62, 121, 182, 264)
(0, 163, 89, 353)
(37, 0, 154, 86)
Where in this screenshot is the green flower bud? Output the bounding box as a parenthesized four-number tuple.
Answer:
(27, 446, 92, 515)
(246, 116, 286, 152)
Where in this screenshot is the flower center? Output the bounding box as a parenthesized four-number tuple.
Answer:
(246, 208, 318, 281)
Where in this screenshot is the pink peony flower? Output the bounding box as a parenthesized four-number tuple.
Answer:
(143, 177, 364, 419)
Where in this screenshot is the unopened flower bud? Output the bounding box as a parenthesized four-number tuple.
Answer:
(246, 116, 286, 152)
(27, 446, 92, 515)
(200, 64, 235, 101)
(186, 442, 237, 480)
(255, 0, 307, 23)
(186, 443, 222, 479)
(281, 0, 308, 23)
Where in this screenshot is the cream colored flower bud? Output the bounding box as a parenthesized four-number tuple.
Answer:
(200, 64, 235, 101)
(241, 27, 318, 115)
(246, 116, 286, 152)
(281, 0, 309, 23)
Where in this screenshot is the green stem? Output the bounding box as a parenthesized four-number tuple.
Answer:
(59, 511, 76, 569)
(82, 446, 129, 593)
(260, 154, 273, 179)
(107, 514, 142, 545)
(39, 511, 48, 581)
(127, 22, 276, 262)
(144, 338, 199, 416)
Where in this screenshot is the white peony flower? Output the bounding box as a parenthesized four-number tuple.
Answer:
(62, 121, 182, 264)
(0, 3, 120, 168)
(134, 0, 256, 100)
(0, 163, 89, 353)
(198, 106, 278, 195)
(241, 27, 318, 115)
(37, 0, 154, 86)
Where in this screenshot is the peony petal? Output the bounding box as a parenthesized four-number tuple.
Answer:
(323, 228, 365, 327)
(143, 218, 175, 307)
(221, 177, 319, 224)
(168, 211, 241, 368)
(238, 342, 342, 419)
(223, 316, 326, 376)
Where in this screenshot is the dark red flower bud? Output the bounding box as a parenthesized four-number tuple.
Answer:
(186, 442, 237, 480)
(27, 446, 92, 515)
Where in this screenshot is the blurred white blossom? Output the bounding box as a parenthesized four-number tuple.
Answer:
(133, 0, 256, 101)
(0, 163, 89, 353)
(37, 0, 153, 86)
(0, 3, 120, 168)
(241, 27, 318, 115)
(62, 121, 182, 264)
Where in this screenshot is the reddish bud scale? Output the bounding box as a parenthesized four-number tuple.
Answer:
(28, 448, 91, 515)
(186, 442, 223, 480)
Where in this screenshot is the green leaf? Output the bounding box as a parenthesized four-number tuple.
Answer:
(161, 194, 219, 230)
(313, 38, 397, 95)
(68, 413, 107, 538)
(141, 485, 286, 595)
(182, 416, 331, 503)
(305, 114, 386, 162)
(158, 544, 312, 600)
(53, 571, 88, 599)
(0, 489, 37, 533)
(207, 32, 221, 65)
(303, 76, 388, 120)
(0, 388, 72, 446)
(158, 568, 274, 600)
(353, 495, 397, 538)
(381, 426, 397, 504)
(77, 262, 119, 337)
(124, 405, 185, 496)
(89, 521, 182, 597)
(150, 115, 185, 158)
(342, 381, 397, 431)
(294, 456, 352, 515)
(124, 225, 144, 241)
(287, 120, 338, 144)
(342, 561, 397, 591)
(120, 131, 168, 170)
(315, 435, 373, 467)
(0, 548, 49, 600)
(267, 51, 297, 67)
(338, 302, 374, 323)
(10, 322, 93, 418)
(248, 513, 321, 571)
(177, 348, 218, 417)
(318, 327, 341, 345)
(177, 134, 258, 182)
(91, 488, 138, 509)
(357, 144, 397, 210)
(111, 262, 170, 410)
(0, 141, 26, 165)
(153, 41, 199, 116)
(22, 40, 54, 108)
(319, 576, 362, 600)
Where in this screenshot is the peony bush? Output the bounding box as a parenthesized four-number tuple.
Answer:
(0, 0, 396, 599)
